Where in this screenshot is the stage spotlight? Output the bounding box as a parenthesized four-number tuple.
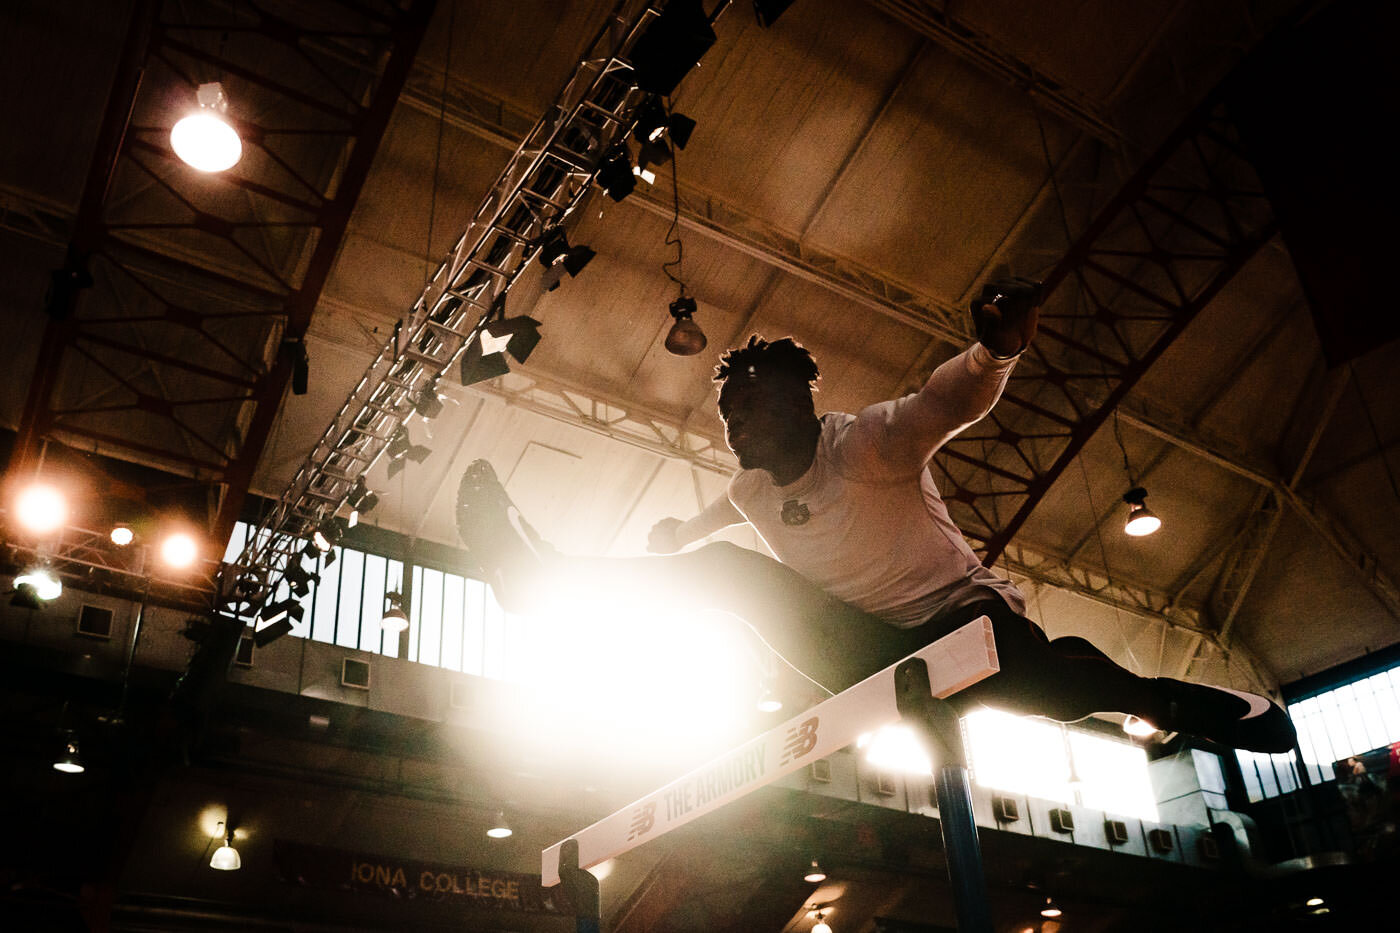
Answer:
(15, 568, 62, 602)
(387, 426, 410, 460)
(110, 523, 134, 546)
(664, 296, 707, 355)
(1122, 487, 1161, 537)
(666, 112, 696, 149)
(596, 150, 637, 202)
(756, 684, 783, 713)
(633, 96, 668, 143)
(633, 164, 657, 186)
(812, 912, 833, 933)
(170, 82, 243, 172)
(381, 591, 409, 633)
(348, 479, 378, 528)
(53, 733, 85, 774)
(460, 317, 543, 386)
(628, 0, 716, 96)
(15, 482, 68, 535)
(311, 519, 343, 553)
(536, 228, 595, 290)
(284, 561, 318, 598)
(1040, 897, 1063, 919)
(803, 859, 826, 883)
(254, 601, 300, 646)
(160, 532, 199, 569)
(414, 379, 444, 420)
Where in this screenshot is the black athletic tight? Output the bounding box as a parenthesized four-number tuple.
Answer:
(569, 541, 1167, 723)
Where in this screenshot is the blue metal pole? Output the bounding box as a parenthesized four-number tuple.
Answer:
(895, 659, 993, 933)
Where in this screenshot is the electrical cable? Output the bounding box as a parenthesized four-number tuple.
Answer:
(661, 97, 686, 294)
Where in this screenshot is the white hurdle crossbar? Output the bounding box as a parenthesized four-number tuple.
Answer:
(541, 615, 999, 888)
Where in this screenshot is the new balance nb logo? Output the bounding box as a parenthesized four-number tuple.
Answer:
(627, 801, 656, 840)
(780, 717, 819, 765)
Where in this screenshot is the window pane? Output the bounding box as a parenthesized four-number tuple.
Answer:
(461, 578, 487, 675)
(335, 549, 364, 649)
(441, 573, 466, 672)
(408, 566, 423, 663)
(311, 551, 340, 644)
(418, 567, 443, 668)
(360, 553, 387, 654)
(483, 589, 507, 679)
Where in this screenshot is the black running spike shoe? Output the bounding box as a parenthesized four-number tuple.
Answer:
(1151, 679, 1297, 754)
(455, 460, 547, 612)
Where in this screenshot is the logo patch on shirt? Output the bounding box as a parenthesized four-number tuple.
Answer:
(781, 499, 811, 526)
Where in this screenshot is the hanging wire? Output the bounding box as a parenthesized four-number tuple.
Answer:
(661, 97, 686, 295)
(425, 1, 456, 291)
(1075, 455, 1145, 674)
(1111, 408, 1137, 486)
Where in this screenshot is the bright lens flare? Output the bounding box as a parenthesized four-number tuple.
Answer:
(171, 113, 241, 172)
(16, 569, 62, 601)
(857, 724, 933, 775)
(110, 524, 134, 546)
(16, 483, 68, 534)
(160, 532, 199, 568)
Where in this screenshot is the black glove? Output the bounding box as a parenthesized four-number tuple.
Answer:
(971, 276, 1042, 359)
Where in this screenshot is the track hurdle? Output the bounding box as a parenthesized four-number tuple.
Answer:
(543, 616, 1001, 932)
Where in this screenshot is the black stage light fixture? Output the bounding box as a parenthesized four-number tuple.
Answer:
(414, 377, 444, 419)
(752, 0, 798, 28)
(284, 561, 318, 597)
(312, 518, 344, 553)
(597, 151, 637, 202)
(628, 0, 717, 96)
(633, 96, 669, 144)
(664, 295, 708, 355)
(638, 138, 672, 169)
(388, 426, 411, 460)
(10, 582, 42, 610)
(537, 228, 596, 290)
(459, 338, 512, 386)
(253, 611, 297, 647)
(667, 111, 697, 149)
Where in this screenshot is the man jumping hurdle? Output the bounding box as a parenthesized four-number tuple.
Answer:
(454, 277, 1296, 754)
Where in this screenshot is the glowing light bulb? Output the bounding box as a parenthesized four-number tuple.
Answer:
(161, 532, 198, 568)
(170, 82, 242, 172)
(15, 483, 67, 534)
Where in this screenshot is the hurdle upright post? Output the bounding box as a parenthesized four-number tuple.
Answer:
(895, 658, 993, 933)
(559, 837, 601, 933)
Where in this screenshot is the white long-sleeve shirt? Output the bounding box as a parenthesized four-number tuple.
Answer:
(679, 342, 1026, 626)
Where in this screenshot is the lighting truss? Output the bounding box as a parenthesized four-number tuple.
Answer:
(9, 0, 434, 570)
(222, 1, 721, 624)
(0, 522, 219, 612)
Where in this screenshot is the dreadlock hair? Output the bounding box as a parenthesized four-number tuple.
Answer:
(714, 335, 820, 390)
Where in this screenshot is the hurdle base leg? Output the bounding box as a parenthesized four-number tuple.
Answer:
(895, 659, 993, 933)
(559, 837, 601, 933)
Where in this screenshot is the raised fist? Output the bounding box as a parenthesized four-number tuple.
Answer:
(971, 276, 1042, 359)
(647, 517, 684, 554)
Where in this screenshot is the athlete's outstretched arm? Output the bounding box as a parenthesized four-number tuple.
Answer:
(860, 277, 1040, 469)
(647, 495, 745, 553)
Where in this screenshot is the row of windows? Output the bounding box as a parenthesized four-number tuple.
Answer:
(224, 522, 523, 679)
(1237, 664, 1400, 803)
(226, 522, 1165, 819)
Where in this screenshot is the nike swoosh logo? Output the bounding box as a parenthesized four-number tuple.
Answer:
(1216, 687, 1274, 720)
